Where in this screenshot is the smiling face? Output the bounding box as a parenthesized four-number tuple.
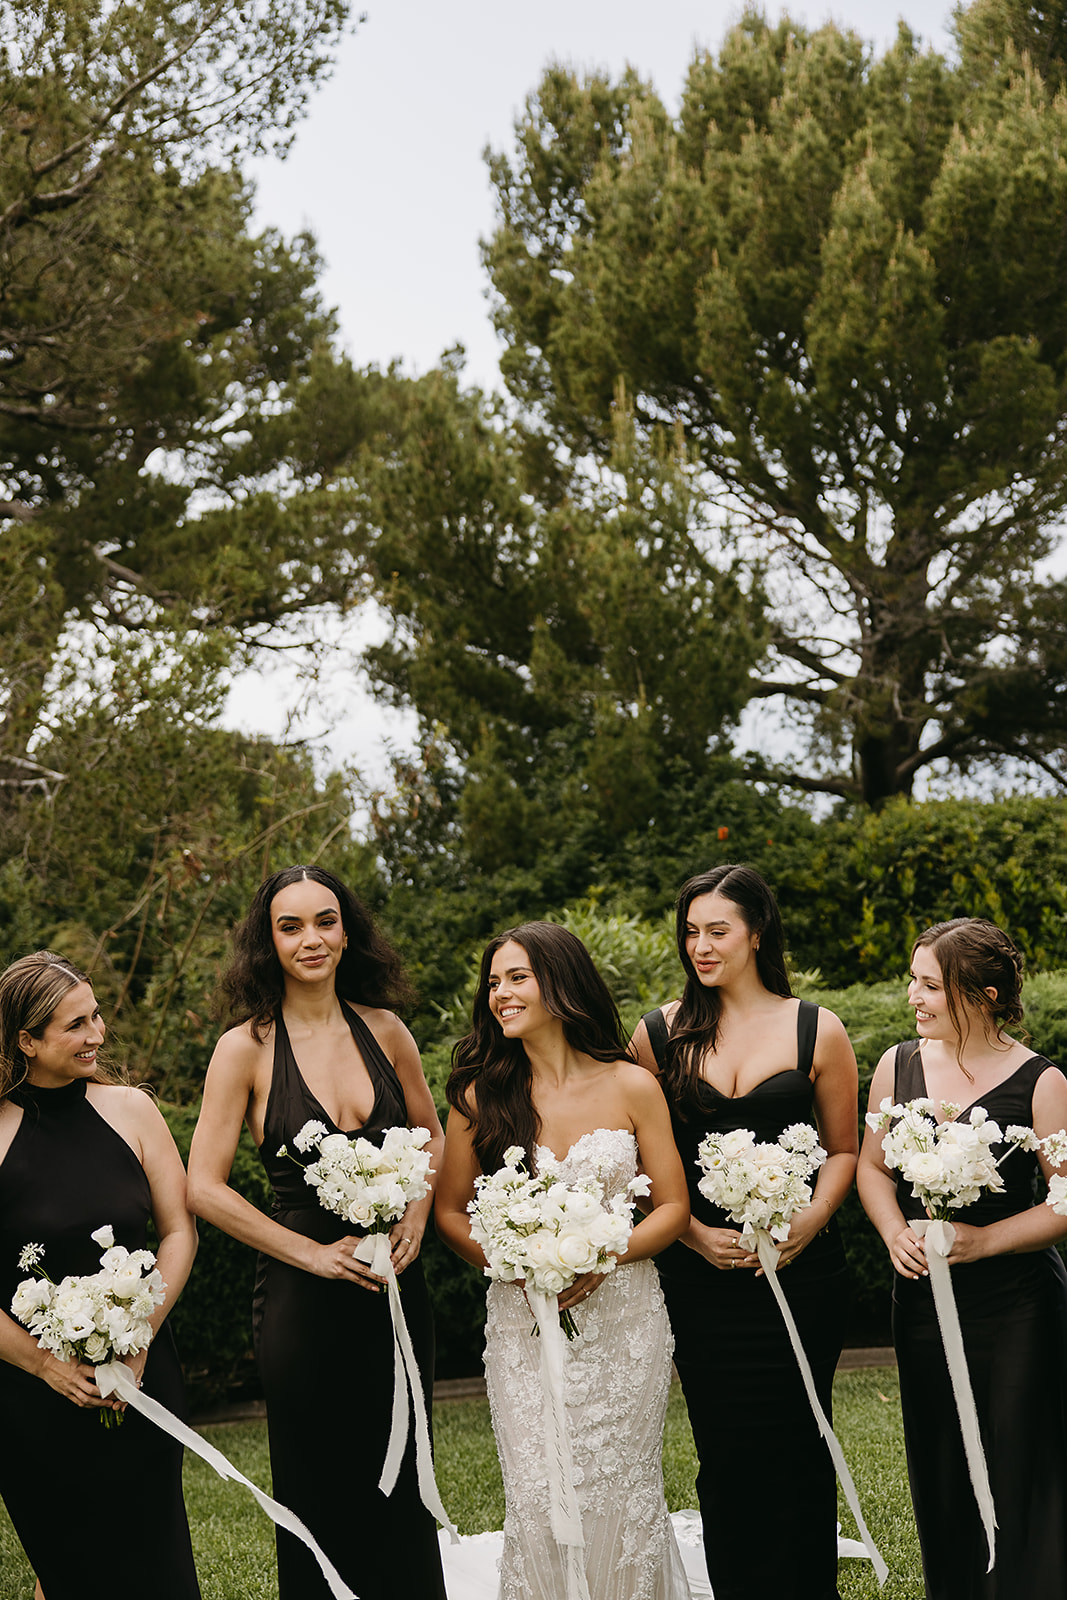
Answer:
(683, 891, 760, 990)
(487, 939, 556, 1042)
(18, 981, 105, 1088)
(270, 878, 347, 988)
(908, 941, 996, 1045)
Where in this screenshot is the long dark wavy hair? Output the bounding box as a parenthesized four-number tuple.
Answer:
(217, 865, 415, 1039)
(912, 918, 1027, 1075)
(447, 922, 630, 1175)
(664, 864, 792, 1116)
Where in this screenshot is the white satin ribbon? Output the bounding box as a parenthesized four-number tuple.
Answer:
(525, 1286, 592, 1600)
(911, 1218, 996, 1572)
(353, 1232, 458, 1541)
(95, 1360, 357, 1600)
(754, 1233, 889, 1587)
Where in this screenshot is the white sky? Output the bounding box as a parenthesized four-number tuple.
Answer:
(226, 0, 955, 783)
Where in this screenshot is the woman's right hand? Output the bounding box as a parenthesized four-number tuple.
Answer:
(888, 1224, 928, 1279)
(310, 1236, 389, 1293)
(693, 1225, 758, 1271)
(38, 1351, 113, 1408)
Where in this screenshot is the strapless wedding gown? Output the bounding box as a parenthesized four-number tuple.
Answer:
(473, 1127, 691, 1600)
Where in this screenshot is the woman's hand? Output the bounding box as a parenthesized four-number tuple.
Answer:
(693, 1225, 758, 1271)
(38, 1351, 113, 1409)
(389, 1214, 424, 1277)
(888, 1224, 928, 1279)
(765, 1200, 828, 1272)
(943, 1221, 990, 1267)
(557, 1270, 606, 1311)
(120, 1347, 149, 1390)
(310, 1236, 389, 1293)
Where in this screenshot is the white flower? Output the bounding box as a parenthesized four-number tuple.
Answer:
(1042, 1130, 1067, 1167)
(292, 1120, 330, 1154)
(90, 1225, 115, 1249)
(1046, 1174, 1067, 1216)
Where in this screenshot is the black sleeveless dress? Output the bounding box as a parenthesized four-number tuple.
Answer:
(646, 1001, 850, 1600)
(0, 1079, 200, 1600)
(891, 1043, 1067, 1599)
(253, 1003, 446, 1600)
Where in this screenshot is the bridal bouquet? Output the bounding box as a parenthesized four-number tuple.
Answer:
(864, 1097, 1035, 1216)
(282, 1120, 433, 1234)
(467, 1145, 649, 1336)
(695, 1121, 826, 1246)
(10, 1224, 164, 1426)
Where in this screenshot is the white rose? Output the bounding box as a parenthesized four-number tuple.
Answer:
(90, 1225, 115, 1250)
(555, 1231, 600, 1274)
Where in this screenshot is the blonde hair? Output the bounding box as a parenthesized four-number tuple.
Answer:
(0, 951, 124, 1098)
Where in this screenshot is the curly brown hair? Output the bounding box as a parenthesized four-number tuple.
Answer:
(912, 918, 1027, 1073)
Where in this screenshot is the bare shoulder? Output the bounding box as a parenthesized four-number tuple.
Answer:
(210, 1019, 272, 1075)
(812, 1005, 851, 1047)
(614, 1058, 669, 1110)
(90, 1083, 167, 1128)
(348, 1003, 409, 1052)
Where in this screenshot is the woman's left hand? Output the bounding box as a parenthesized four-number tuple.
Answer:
(762, 1200, 828, 1273)
(115, 1346, 150, 1410)
(389, 1219, 424, 1277)
(942, 1220, 989, 1266)
(557, 1270, 606, 1312)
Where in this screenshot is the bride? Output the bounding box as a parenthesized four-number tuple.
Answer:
(435, 922, 692, 1600)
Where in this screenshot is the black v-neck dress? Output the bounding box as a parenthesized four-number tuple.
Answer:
(891, 1042, 1067, 1599)
(645, 1000, 850, 1600)
(253, 1002, 446, 1600)
(0, 1079, 200, 1599)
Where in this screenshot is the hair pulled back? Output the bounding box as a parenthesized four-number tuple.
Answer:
(446, 922, 630, 1176)
(217, 865, 414, 1039)
(912, 918, 1026, 1061)
(665, 864, 792, 1116)
(0, 951, 122, 1099)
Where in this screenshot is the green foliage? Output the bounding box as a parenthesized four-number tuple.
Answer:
(483, 8, 1067, 803)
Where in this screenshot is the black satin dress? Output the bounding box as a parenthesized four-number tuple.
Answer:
(647, 1001, 850, 1600)
(253, 1002, 446, 1600)
(0, 1079, 200, 1600)
(891, 1043, 1067, 1599)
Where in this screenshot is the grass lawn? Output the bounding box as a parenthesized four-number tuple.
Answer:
(0, 1367, 922, 1598)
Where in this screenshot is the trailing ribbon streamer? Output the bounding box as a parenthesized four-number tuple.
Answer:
(754, 1233, 889, 1587)
(353, 1233, 458, 1541)
(911, 1218, 996, 1573)
(95, 1360, 357, 1600)
(525, 1286, 592, 1600)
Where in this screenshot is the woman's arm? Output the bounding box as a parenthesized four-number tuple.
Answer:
(857, 1050, 929, 1280)
(774, 1007, 859, 1267)
(371, 1010, 445, 1276)
(433, 1103, 487, 1271)
(186, 1029, 380, 1289)
(120, 1091, 199, 1385)
(943, 1063, 1067, 1264)
(0, 1307, 108, 1407)
(616, 1066, 690, 1262)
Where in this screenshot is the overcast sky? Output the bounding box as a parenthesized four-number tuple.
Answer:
(227, 0, 956, 782)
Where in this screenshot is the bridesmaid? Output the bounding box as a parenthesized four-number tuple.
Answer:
(857, 918, 1067, 1599)
(632, 864, 858, 1600)
(0, 950, 200, 1600)
(187, 865, 447, 1600)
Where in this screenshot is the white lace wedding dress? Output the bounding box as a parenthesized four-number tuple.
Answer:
(477, 1128, 691, 1600)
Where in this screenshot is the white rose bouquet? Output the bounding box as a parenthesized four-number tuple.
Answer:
(467, 1144, 650, 1337)
(10, 1225, 165, 1427)
(695, 1121, 827, 1248)
(281, 1120, 433, 1236)
(865, 1097, 1035, 1217)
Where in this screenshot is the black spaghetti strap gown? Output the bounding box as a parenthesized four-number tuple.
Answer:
(0, 1079, 200, 1600)
(646, 1000, 850, 1600)
(253, 1001, 446, 1600)
(891, 1042, 1067, 1599)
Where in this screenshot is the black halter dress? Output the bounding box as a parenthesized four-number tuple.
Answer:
(253, 1002, 446, 1600)
(0, 1078, 200, 1599)
(646, 1000, 850, 1600)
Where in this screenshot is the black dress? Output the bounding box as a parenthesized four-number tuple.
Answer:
(891, 1043, 1067, 1599)
(0, 1079, 200, 1600)
(646, 1001, 850, 1600)
(253, 1002, 446, 1600)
